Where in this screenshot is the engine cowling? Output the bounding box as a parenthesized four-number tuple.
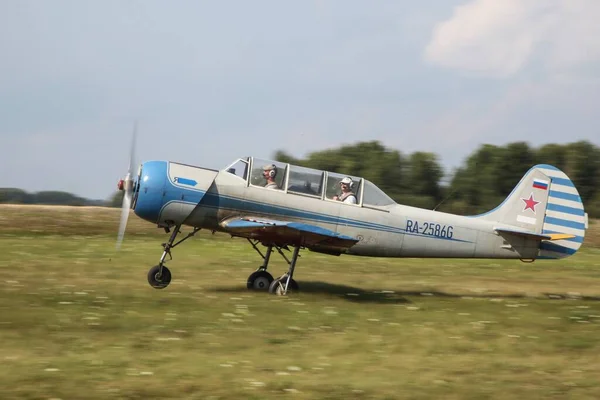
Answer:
(133, 161, 218, 227)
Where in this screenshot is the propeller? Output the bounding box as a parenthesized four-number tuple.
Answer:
(116, 123, 137, 250)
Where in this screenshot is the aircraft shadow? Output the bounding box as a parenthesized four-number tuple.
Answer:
(211, 281, 600, 303)
(293, 281, 411, 304)
(212, 281, 410, 304)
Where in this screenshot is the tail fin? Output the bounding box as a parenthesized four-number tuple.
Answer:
(473, 164, 587, 258)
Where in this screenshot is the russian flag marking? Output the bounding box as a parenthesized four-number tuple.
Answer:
(532, 179, 549, 190)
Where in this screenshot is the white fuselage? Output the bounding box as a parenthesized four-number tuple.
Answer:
(180, 171, 537, 259)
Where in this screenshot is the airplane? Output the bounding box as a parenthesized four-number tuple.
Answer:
(116, 150, 589, 295)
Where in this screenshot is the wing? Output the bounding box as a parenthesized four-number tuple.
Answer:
(220, 216, 359, 254)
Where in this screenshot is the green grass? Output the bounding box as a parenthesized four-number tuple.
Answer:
(0, 205, 599, 399)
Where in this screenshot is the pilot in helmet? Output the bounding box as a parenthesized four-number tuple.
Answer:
(333, 176, 357, 204)
(262, 164, 279, 189)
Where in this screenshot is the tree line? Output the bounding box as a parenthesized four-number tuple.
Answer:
(275, 140, 600, 218)
(0, 188, 104, 206)
(2, 140, 598, 218)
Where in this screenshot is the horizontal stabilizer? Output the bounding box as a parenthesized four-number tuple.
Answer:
(495, 228, 575, 241)
(495, 228, 551, 241)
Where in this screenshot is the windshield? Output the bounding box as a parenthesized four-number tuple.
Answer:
(224, 158, 249, 181)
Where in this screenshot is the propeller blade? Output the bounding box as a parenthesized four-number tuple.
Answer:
(116, 183, 132, 250)
(116, 122, 138, 250)
(128, 121, 137, 175)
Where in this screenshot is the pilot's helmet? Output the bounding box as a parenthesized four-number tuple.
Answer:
(262, 164, 277, 178)
(340, 176, 353, 188)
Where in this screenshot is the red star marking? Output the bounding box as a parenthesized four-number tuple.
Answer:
(521, 193, 540, 214)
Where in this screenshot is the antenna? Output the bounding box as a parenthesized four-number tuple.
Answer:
(432, 162, 472, 212)
(433, 186, 459, 211)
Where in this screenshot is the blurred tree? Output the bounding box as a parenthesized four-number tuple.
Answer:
(32, 191, 87, 206)
(536, 143, 567, 170)
(109, 191, 125, 208)
(406, 152, 443, 202)
(496, 142, 534, 195)
(447, 141, 600, 216)
(0, 188, 32, 204)
(449, 144, 505, 213)
(273, 150, 299, 165)
(586, 193, 600, 221)
(563, 141, 599, 204)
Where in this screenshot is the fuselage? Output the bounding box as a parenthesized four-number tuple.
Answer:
(130, 160, 544, 260)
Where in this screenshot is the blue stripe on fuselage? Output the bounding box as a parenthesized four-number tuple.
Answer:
(196, 192, 473, 243)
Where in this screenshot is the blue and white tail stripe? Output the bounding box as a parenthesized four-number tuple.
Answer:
(536, 165, 586, 259)
(546, 203, 585, 217)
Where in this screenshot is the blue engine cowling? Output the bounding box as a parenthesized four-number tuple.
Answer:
(132, 160, 218, 227)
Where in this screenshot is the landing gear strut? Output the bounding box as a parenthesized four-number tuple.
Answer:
(268, 245, 300, 295)
(147, 225, 200, 289)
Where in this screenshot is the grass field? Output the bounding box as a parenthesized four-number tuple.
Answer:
(1, 205, 599, 399)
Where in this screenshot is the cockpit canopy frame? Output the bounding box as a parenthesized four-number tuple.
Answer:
(223, 156, 396, 208)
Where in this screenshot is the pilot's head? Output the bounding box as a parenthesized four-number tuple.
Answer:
(339, 176, 353, 191)
(262, 164, 277, 180)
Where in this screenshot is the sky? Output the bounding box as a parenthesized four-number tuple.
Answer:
(1, 0, 599, 200)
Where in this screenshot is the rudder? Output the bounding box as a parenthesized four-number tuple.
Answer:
(537, 165, 587, 259)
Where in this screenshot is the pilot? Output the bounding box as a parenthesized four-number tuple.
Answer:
(262, 164, 280, 189)
(333, 177, 357, 204)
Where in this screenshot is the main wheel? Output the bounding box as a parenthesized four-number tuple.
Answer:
(148, 265, 172, 289)
(268, 276, 299, 295)
(247, 270, 274, 290)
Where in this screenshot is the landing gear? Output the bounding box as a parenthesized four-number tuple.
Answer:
(146, 225, 305, 295)
(148, 265, 171, 289)
(147, 225, 200, 289)
(247, 270, 274, 290)
(246, 241, 274, 290)
(268, 245, 301, 296)
(246, 241, 303, 295)
(268, 275, 299, 295)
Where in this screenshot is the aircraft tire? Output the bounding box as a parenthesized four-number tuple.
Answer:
(247, 270, 274, 290)
(268, 276, 299, 295)
(147, 265, 172, 289)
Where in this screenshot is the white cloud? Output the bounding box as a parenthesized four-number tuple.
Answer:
(424, 0, 600, 77)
